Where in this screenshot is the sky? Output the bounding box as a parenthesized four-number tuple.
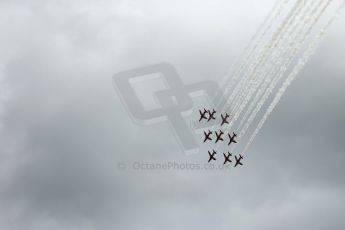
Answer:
(0, 0, 345, 229)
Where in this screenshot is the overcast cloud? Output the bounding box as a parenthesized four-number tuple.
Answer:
(0, 0, 345, 229)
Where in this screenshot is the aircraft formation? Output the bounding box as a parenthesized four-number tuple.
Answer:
(199, 108, 243, 167)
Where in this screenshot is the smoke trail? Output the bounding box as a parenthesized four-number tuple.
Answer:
(237, 0, 317, 129)
(216, 0, 290, 102)
(209, 0, 292, 132)
(218, 0, 303, 115)
(226, 0, 312, 126)
(214, 0, 310, 153)
(221, 0, 305, 112)
(216, 0, 333, 154)
(220, 0, 307, 131)
(216, 0, 288, 97)
(238, 0, 330, 135)
(220, 1, 306, 124)
(243, 0, 345, 154)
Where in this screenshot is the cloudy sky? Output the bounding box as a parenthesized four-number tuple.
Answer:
(0, 0, 345, 229)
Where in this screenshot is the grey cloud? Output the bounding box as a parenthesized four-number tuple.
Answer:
(0, 0, 344, 229)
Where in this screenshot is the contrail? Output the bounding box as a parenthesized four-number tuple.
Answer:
(242, 0, 345, 154)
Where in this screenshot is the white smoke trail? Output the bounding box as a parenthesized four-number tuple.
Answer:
(216, 0, 288, 96)
(221, 1, 306, 125)
(216, 0, 290, 101)
(214, 0, 310, 152)
(220, 0, 307, 130)
(210, 0, 291, 131)
(227, 0, 314, 127)
(238, 0, 330, 135)
(237, 0, 317, 130)
(218, 0, 304, 115)
(224, 0, 323, 152)
(243, 0, 345, 154)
